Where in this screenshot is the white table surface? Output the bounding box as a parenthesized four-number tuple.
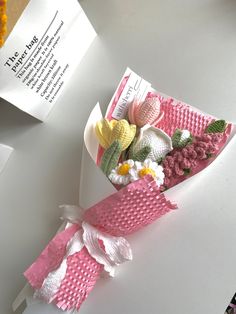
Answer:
(0, 1, 236, 313)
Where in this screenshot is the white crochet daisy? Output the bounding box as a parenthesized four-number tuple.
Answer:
(129, 159, 164, 187)
(109, 159, 134, 185)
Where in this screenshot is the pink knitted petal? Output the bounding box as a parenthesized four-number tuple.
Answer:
(84, 176, 177, 237)
(162, 123, 233, 190)
(53, 247, 103, 311)
(135, 98, 161, 127)
(128, 99, 138, 124)
(146, 92, 164, 103)
(154, 98, 213, 136)
(152, 111, 164, 126)
(24, 224, 79, 289)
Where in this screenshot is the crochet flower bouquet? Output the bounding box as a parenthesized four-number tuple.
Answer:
(16, 68, 235, 313)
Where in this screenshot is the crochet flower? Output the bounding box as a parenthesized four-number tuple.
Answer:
(95, 119, 136, 151)
(129, 159, 165, 187)
(109, 159, 134, 185)
(162, 132, 224, 188)
(131, 125, 173, 162)
(128, 97, 164, 127)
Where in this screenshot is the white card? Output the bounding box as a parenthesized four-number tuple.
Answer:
(106, 67, 151, 120)
(0, 0, 96, 121)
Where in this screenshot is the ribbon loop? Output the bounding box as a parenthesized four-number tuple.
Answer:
(60, 205, 133, 276)
(82, 222, 132, 277)
(30, 205, 133, 308)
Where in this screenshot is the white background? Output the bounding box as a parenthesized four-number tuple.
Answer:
(0, 0, 236, 313)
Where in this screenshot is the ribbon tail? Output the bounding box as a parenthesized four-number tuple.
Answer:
(24, 222, 104, 312)
(34, 230, 84, 303)
(82, 222, 132, 277)
(24, 224, 79, 289)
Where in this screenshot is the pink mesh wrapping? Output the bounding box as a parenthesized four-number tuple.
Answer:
(84, 176, 177, 237)
(53, 247, 103, 311)
(24, 85, 234, 313)
(24, 224, 79, 289)
(155, 98, 214, 136)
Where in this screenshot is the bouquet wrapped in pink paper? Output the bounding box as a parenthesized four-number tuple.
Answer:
(14, 68, 236, 314)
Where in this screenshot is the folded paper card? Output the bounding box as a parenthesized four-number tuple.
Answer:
(0, 0, 96, 121)
(14, 68, 236, 314)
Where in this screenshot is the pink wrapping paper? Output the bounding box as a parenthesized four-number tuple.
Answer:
(24, 176, 176, 311)
(25, 224, 79, 289)
(22, 68, 235, 313)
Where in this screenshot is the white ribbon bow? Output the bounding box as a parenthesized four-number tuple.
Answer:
(34, 205, 132, 302)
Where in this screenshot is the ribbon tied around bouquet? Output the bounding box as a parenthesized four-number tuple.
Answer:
(24, 176, 177, 312)
(61, 204, 133, 277)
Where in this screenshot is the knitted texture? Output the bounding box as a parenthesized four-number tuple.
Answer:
(162, 133, 224, 188)
(97, 95, 209, 166)
(53, 247, 103, 311)
(132, 126, 173, 162)
(131, 145, 151, 162)
(205, 119, 226, 133)
(154, 98, 214, 137)
(128, 97, 163, 127)
(100, 140, 122, 176)
(171, 129, 192, 148)
(95, 119, 136, 151)
(84, 175, 177, 237)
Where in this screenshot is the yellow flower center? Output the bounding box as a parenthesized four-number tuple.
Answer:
(138, 167, 156, 178)
(117, 164, 131, 176)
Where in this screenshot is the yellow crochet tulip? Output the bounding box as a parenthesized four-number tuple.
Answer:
(95, 119, 136, 151)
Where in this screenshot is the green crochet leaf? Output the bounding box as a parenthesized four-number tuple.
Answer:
(132, 146, 151, 162)
(172, 129, 193, 148)
(100, 140, 122, 176)
(183, 168, 191, 176)
(205, 120, 226, 133)
(128, 137, 137, 160)
(206, 152, 214, 159)
(156, 157, 163, 164)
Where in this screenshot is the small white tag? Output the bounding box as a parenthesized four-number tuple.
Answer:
(108, 68, 151, 120)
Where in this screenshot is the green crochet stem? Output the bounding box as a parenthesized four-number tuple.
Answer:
(128, 138, 151, 162)
(100, 140, 122, 176)
(156, 157, 163, 164)
(128, 138, 137, 160)
(172, 129, 193, 148)
(205, 120, 226, 133)
(132, 146, 151, 162)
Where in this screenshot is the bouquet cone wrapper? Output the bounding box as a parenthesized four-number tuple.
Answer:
(14, 68, 236, 314)
(0, 0, 96, 121)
